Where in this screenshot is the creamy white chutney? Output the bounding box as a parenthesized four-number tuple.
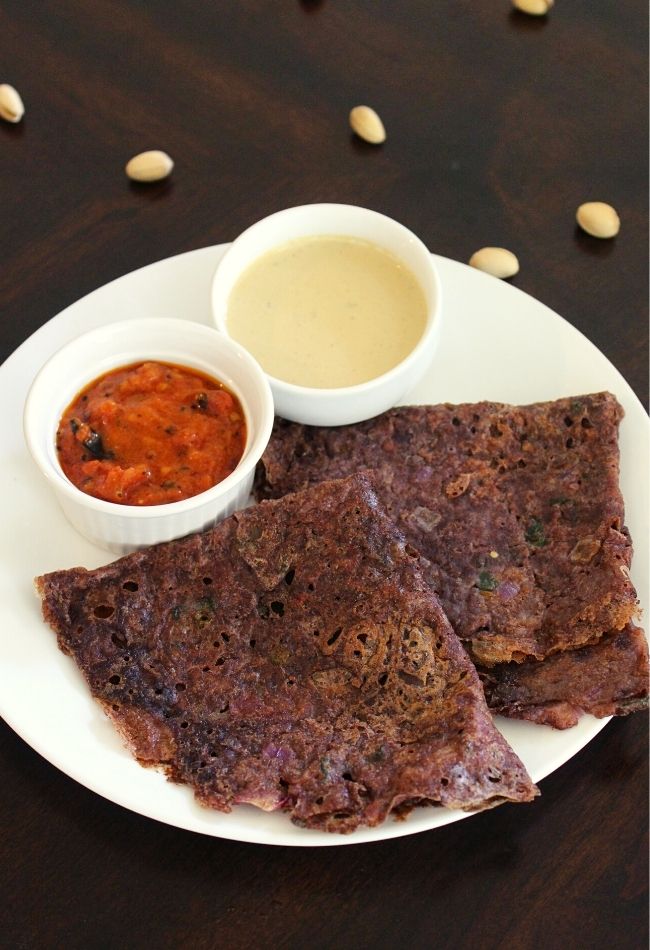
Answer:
(225, 235, 428, 389)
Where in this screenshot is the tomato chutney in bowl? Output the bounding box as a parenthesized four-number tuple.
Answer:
(57, 360, 247, 507)
(24, 318, 274, 553)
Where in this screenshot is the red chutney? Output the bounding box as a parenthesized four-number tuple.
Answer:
(56, 361, 247, 506)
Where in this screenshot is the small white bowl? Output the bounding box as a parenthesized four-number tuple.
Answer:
(210, 203, 442, 426)
(23, 318, 274, 554)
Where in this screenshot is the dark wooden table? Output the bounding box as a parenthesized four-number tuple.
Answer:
(1, 3, 647, 948)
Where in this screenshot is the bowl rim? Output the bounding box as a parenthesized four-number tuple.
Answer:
(23, 316, 274, 520)
(210, 202, 442, 397)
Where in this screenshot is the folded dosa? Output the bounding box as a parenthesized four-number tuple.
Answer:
(255, 393, 647, 727)
(37, 473, 537, 833)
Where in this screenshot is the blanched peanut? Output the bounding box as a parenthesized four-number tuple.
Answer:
(576, 202, 620, 239)
(469, 247, 520, 279)
(349, 106, 386, 144)
(0, 84, 24, 123)
(513, 0, 554, 15)
(125, 150, 174, 182)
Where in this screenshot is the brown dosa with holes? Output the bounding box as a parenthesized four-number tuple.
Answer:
(37, 473, 537, 833)
(255, 393, 647, 727)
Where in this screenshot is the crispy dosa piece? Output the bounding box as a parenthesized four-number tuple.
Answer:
(255, 393, 639, 668)
(36, 474, 537, 833)
(255, 394, 648, 728)
(480, 624, 649, 729)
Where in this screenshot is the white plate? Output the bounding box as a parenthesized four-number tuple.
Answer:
(1, 245, 647, 847)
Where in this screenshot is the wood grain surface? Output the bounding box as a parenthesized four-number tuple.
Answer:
(1, 2, 647, 948)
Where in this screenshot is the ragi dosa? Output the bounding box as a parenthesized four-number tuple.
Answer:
(37, 474, 537, 833)
(255, 393, 647, 727)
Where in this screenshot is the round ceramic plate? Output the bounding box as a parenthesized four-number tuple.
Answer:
(1, 246, 647, 847)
